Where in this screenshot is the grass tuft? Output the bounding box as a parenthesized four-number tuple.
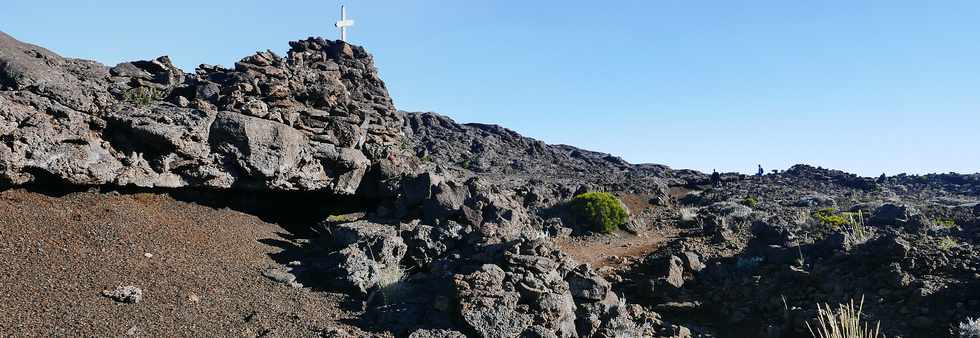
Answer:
(959, 317, 980, 337)
(806, 296, 882, 338)
(367, 263, 407, 308)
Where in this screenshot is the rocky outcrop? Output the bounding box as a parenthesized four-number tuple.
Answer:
(870, 203, 931, 231)
(318, 221, 408, 293)
(401, 112, 671, 204)
(782, 164, 878, 191)
(0, 32, 414, 194)
(451, 238, 659, 338)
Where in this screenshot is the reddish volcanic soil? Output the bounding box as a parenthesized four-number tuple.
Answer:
(0, 188, 374, 337)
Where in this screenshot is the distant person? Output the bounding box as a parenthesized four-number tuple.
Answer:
(711, 170, 721, 186)
(756, 164, 764, 176)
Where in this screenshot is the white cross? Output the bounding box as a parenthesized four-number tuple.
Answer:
(335, 5, 355, 42)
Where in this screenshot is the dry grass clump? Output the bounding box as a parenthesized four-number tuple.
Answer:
(844, 210, 873, 244)
(679, 207, 699, 224)
(806, 296, 882, 338)
(959, 317, 980, 337)
(366, 263, 408, 308)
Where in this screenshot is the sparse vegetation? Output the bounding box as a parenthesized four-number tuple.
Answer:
(793, 246, 807, 271)
(741, 195, 759, 208)
(679, 207, 699, 225)
(935, 218, 957, 229)
(368, 263, 408, 307)
(938, 236, 959, 252)
(326, 214, 353, 223)
(570, 192, 629, 234)
(123, 86, 163, 106)
(958, 317, 980, 337)
(806, 296, 882, 338)
(843, 211, 873, 244)
(813, 208, 852, 229)
(794, 209, 812, 225)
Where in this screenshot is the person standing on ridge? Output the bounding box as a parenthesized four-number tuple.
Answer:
(757, 164, 764, 176)
(711, 170, 721, 186)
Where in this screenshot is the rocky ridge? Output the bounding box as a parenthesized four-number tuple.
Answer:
(0, 32, 413, 194)
(0, 32, 682, 337)
(3, 31, 980, 338)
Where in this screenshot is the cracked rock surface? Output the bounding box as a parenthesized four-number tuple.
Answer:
(0, 32, 413, 194)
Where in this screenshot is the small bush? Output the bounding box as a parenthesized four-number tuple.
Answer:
(741, 196, 759, 208)
(935, 218, 957, 229)
(570, 192, 629, 233)
(938, 236, 959, 252)
(123, 86, 163, 106)
(326, 214, 353, 223)
(814, 208, 851, 229)
(807, 296, 882, 338)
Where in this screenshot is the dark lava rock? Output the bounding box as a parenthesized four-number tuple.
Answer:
(871, 203, 931, 231)
(0, 32, 414, 194)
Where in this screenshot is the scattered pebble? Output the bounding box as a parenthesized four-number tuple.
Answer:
(262, 267, 297, 284)
(125, 326, 140, 336)
(102, 285, 143, 303)
(188, 293, 201, 303)
(144, 252, 153, 258)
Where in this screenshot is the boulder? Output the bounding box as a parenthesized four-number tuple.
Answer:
(210, 112, 308, 179)
(319, 221, 407, 293)
(566, 264, 613, 302)
(665, 255, 686, 288)
(871, 203, 930, 231)
(400, 220, 465, 268)
(682, 251, 706, 272)
(454, 264, 533, 338)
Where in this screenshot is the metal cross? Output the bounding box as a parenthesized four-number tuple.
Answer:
(335, 5, 355, 42)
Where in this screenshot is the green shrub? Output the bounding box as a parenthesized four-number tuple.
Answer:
(934, 218, 957, 229)
(570, 192, 628, 233)
(326, 214, 353, 223)
(123, 86, 163, 106)
(741, 196, 759, 208)
(938, 236, 959, 252)
(813, 208, 851, 229)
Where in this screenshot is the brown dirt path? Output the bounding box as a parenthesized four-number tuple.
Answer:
(556, 230, 671, 270)
(0, 189, 374, 337)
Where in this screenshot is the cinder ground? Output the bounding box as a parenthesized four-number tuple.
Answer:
(0, 188, 682, 337)
(0, 188, 373, 337)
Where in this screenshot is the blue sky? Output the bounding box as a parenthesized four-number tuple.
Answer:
(3, 1, 978, 175)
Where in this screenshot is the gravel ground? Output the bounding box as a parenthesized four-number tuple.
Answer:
(0, 189, 373, 337)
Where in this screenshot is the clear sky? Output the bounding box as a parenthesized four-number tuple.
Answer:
(3, 1, 978, 176)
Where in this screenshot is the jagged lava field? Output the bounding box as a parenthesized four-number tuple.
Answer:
(1, 31, 979, 337)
